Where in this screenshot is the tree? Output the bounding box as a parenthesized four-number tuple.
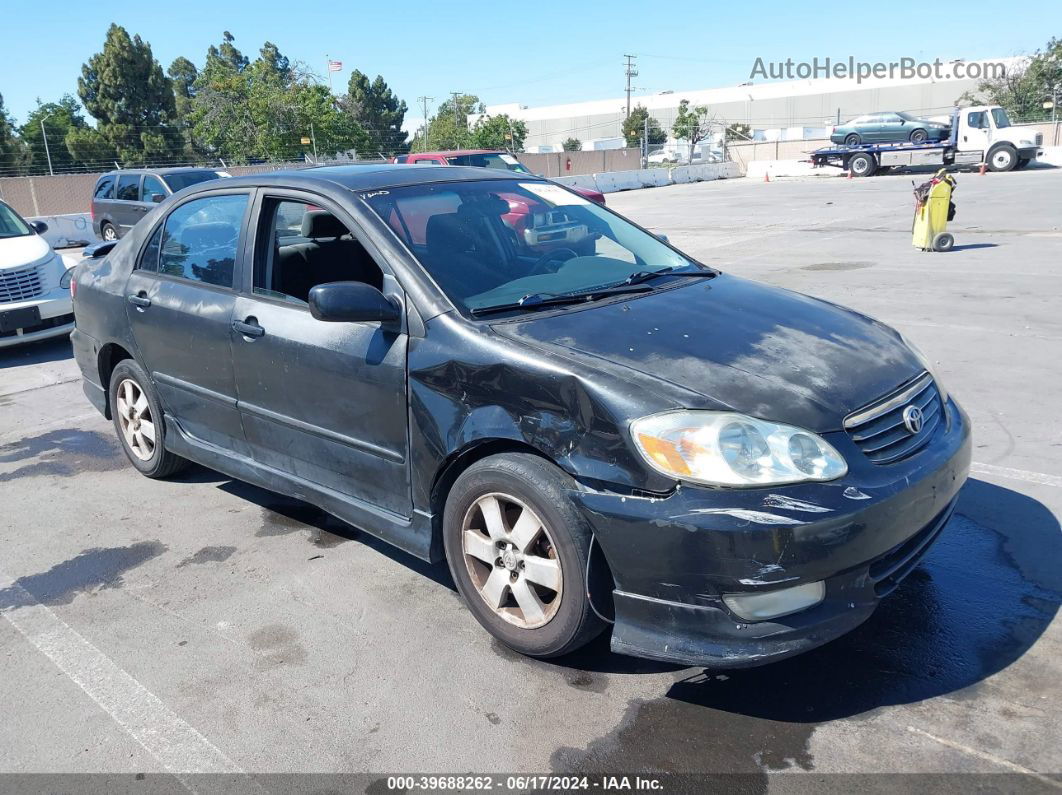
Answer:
(20, 95, 91, 172)
(622, 105, 666, 148)
(561, 137, 581, 151)
(470, 114, 527, 151)
(168, 56, 200, 158)
(672, 99, 714, 161)
(208, 31, 249, 73)
(0, 93, 31, 175)
(411, 93, 482, 151)
(77, 24, 180, 164)
(959, 38, 1062, 121)
(725, 122, 752, 141)
(343, 70, 407, 155)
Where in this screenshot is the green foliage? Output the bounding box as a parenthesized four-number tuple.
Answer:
(0, 93, 31, 174)
(77, 24, 180, 164)
(343, 70, 408, 155)
(672, 99, 713, 155)
(65, 127, 117, 167)
(19, 95, 92, 171)
(622, 105, 667, 148)
(561, 137, 581, 152)
(725, 122, 752, 141)
(411, 94, 483, 151)
(959, 38, 1062, 121)
(469, 114, 527, 151)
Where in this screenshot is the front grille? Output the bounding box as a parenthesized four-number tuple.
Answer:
(0, 262, 46, 303)
(1035, 133, 1044, 146)
(0, 312, 73, 339)
(869, 498, 956, 597)
(844, 372, 942, 465)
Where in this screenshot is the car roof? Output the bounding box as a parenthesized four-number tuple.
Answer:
(412, 150, 508, 157)
(97, 166, 220, 178)
(179, 163, 540, 194)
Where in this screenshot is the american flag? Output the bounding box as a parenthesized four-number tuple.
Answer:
(327, 60, 342, 72)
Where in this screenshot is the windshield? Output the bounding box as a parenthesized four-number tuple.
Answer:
(447, 153, 531, 174)
(0, 202, 32, 239)
(991, 108, 1012, 128)
(361, 178, 704, 315)
(162, 171, 223, 192)
(898, 112, 918, 121)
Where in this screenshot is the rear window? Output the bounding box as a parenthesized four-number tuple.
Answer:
(162, 171, 223, 192)
(94, 175, 115, 199)
(116, 174, 140, 201)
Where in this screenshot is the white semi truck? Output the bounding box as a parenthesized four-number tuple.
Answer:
(810, 105, 1044, 176)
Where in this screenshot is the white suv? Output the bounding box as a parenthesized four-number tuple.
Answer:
(0, 200, 76, 348)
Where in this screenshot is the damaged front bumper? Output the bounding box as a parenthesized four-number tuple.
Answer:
(576, 398, 972, 668)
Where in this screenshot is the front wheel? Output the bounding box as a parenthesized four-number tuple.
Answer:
(109, 359, 189, 478)
(987, 145, 1017, 172)
(443, 453, 607, 658)
(909, 129, 928, 144)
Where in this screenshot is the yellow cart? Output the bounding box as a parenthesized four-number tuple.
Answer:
(912, 169, 956, 252)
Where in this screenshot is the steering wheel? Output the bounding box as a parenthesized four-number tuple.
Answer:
(530, 247, 580, 274)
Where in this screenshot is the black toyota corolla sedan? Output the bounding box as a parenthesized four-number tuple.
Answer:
(69, 164, 970, 667)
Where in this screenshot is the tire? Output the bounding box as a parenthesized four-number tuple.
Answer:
(932, 232, 955, 252)
(443, 453, 607, 659)
(909, 128, 928, 144)
(100, 222, 118, 241)
(844, 133, 861, 146)
(1015, 157, 1031, 170)
(987, 144, 1017, 172)
(848, 153, 876, 177)
(108, 359, 189, 478)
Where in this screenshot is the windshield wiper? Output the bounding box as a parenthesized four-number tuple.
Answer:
(623, 266, 717, 286)
(470, 284, 653, 317)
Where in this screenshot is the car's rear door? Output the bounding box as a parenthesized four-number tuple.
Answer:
(229, 190, 411, 516)
(113, 173, 145, 235)
(124, 188, 253, 454)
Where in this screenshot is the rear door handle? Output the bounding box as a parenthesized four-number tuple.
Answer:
(127, 293, 151, 308)
(232, 318, 265, 338)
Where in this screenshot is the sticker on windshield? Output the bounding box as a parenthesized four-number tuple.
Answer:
(499, 153, 519, 164)
(519, 182, 592, 206)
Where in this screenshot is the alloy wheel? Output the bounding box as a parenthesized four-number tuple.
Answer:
(102, 225, 117, 241)
(461, 492, 563, 629)
(115, 378, 156, 462)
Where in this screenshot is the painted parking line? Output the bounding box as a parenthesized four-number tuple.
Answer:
(971, 462, 1062, 489)
(0, 572, 246, 785)
(907, 726, 1061, 787)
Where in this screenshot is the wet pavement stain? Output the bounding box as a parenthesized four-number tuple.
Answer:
(247, 623, 308, 670)
(257, 501, 357, 548)
(551, 479, 1060, 779)
(176, 545, 237, 568)
(0, 429, 123, 482)
(801, 261, 873, 272)
(0, 541, 167, 609)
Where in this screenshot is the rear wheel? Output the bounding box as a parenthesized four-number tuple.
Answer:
(848, 152, 876, 177)
(987, 144, 1017, 172)
(844, 133, 861, 146)
(100, 222, 118, 241)
(909, 128, 929, 144)
(443, 453, 606, 658)
(109, 359, 188, 478)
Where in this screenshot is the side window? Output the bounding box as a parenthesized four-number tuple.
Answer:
(967, 112, 986, 129)
(94, 175, 115, 199)
(253, 198, 384, 304)
(139, 224, 163, 272)
(414, 157, 441, 164)
(116, 174, 141, 202)
(158, 194, 248, 288)
(142, 176, 167, 204)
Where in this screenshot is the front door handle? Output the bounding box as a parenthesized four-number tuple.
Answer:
(127, 293, 151, 309)
(232, 318, 265, 338)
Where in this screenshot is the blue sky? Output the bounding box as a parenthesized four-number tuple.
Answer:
(1, 1, 1057, 127)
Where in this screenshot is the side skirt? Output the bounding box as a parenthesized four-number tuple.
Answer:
(163, 416, 437, 562)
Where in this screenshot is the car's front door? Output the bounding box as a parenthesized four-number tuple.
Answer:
(961, 110, 991, 155)
(125, 190, 253, 454)
(230, 191, 411, 516)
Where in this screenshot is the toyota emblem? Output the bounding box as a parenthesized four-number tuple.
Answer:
(902, 405, 924, 434)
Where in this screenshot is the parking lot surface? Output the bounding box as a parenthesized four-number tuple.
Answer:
(2, 168, 1060, 788)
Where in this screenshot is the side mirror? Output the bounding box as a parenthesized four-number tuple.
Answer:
(59, 268, 75, 289)
(655, 233, 670, 244)
(309, 281, 401, 324)
(30, 220, 48, 235)
(151, 194, 165, 203)
(83, 240, 117, 258)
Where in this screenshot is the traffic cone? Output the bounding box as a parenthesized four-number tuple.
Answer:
(763, 171, 770, 183)
(847, 168, 854, 180)
(978, 162, 987, 175)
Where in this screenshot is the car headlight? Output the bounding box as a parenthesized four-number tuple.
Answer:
(630, 410, 847, 487)
(899, 334, 949, 404)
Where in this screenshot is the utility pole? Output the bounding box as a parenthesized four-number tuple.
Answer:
(40, 120, 54, 176)
(450, 92, 463, 148)
(417, 96, 433, 151)
(310, 122, 319, 163)
(624, 54, 638, 119)
(642, 115, 649, 167)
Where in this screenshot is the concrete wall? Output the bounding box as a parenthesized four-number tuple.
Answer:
(516, 148, 643, 177)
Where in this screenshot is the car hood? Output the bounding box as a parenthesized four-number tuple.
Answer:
(490, 274, 924, 432)
(0, 234, 52, 270)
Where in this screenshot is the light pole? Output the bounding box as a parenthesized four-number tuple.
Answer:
(40, 119, 54, 176)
